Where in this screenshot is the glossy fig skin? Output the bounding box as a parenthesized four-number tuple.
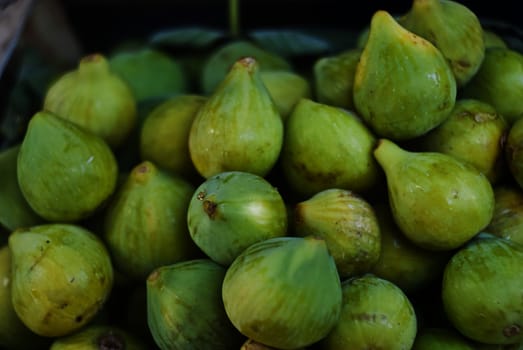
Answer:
(222, 236, 342, 349)
(43, 53, 137, 148)
(486, 185, 523, 245)
(374, 139, 495, 251)
(189, 56, 284, 179)
(353, 10, 457, 140)
(17, 111, 118, 223)
(442, 234, 523, 345)
(8, 223, 114, 337)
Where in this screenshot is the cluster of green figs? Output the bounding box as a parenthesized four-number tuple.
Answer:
(2, 0, 523, 349)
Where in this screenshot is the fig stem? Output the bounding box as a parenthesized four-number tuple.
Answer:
(229, 0, 240, 37)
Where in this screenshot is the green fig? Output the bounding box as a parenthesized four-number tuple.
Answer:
(201, 40, 292, 95)
(461, 47, 523, 125)
(486, 185, 523, 245)
(442, 233, 523, 345)
(49, 324, 147, 350)
(222, 236, 342, 349)
(109, 47, 188, 102)
(319, 274, 417, 350)
(139, 94, 207, 178)
(483, 29, 508, 49)
(414, 98, 509, 184)
(0, 144, 43, 231)
(43, 53, 137, 148)
(505, 117, 523, 188)
(189, 56, 284, 178)
(412, 327, 476, 349)
(313, 48, 362, 110)
(398, 0, 485, 87)
(241, 339, 280, 350)
(17, 111, 118, 222)
(8, 223, 114, 337)
(374, 138, 495, 250)
(294, 188, 381, 279)
(353, 10, 457, 140)
(103, 160, 198, 281)
(147, 259, 244, 350)
(187, 171, 287, 266)
(280, 98, 380, 198)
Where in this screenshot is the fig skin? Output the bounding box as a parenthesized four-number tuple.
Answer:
(486, 185, 523, 245)
(17, 111, 119, 223)
(412, 327, 476, 350)
(442, 234, 523, 345)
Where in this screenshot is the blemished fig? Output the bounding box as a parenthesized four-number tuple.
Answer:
(442, 233, 523, 345)
(139, 94, 207, 178)
(461, 47, 523, 125)
(293, 188, 381, 279)
(189, 56, 284, 178)
(319, 274, 417, 350)
(313, 48, 362, 110)
(49, 324, 147, 350)
(17, 111, 118, 222)
(103, 160, 199, 281)
(8, 223, 114, 337)
(147, 259, 244, 350)
(109, 47, 188, 102)
(412, 327, 476, 350)
(486, 185, 523, 245)
(414, 98, 509, 184)
(43, 53, 137, 148)
(399, 0, 485, 86)
(505, 117, 523, 189)
(353, 10, 456, 140)
(187, 171, 287, 266)
(222, 236, 342, 349)
(374, 138, 495, 250)
(280, 98, 380, 199)
(200, 40, 292, 95)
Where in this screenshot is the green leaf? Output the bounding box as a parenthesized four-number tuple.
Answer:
(248, 29, 332, 57)
(149, 27, 227, 49)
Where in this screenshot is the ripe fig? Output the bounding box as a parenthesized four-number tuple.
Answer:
(319, 274, 417, 350)
(353, 10, 456, 140)
(8, 223, 114, 337)
(293, 188, 381, 279)
(222, 236, 342, 349)
(374, 138, 495, 250)
(412, 327, 476, 349)
(17, 111, 118, 222)
(399, 0, 485, 86)
(486, 185, 523, 245)
(43, 53, 137, 148)
(189, 57, 284, 178)
(187, 171, 287, 266)
(147, 259, 244, 350)
(442, 233, 523, 345)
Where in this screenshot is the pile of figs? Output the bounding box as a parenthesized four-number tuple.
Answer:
(3, 0, 523, 349)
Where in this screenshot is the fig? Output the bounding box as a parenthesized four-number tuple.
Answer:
(442, 233, 523, 344)
(139, 94, 207, 178)
(412, 327, 476, 349)
(103, 160, 198, 281)
(483, 29, 508, 49)
(319, 274, 417, 350)
(8, 223, 114, 337)
(17, 111, 118, 222)
(109, 47, 188, 102)
(399, 0, 485, 87)
(280, 98, 380, 199)
(486, 185, 523, 245)
(200, 40, 292, 95)
(43, 53, 137, 148)
(461, 47, 523, 125)
(187, 171, 287, 266)
(49, 324, 147, 350)
(222, 236, 342, 349)
(293, 188, 381, 279)
(353, 10, 456, 140)
(313, 48, 362, 110)
(0, 144, 43, 231)
(505, 117, 523, 189)
(146, 259, 243, 350)
(374, 138, 495, 250)
(241, 339, 281, 350)
(414, 98, 509, 184)
(189, 56, 284, 178)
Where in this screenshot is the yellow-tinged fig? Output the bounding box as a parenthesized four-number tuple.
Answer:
(8, 223, 114, 337)
(353, 10, 456, 140)
(374, 138, 495, 250)
(43, 53, 137, 148)
(17, 111, 118, 222)
(189, 56, 284, 178)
